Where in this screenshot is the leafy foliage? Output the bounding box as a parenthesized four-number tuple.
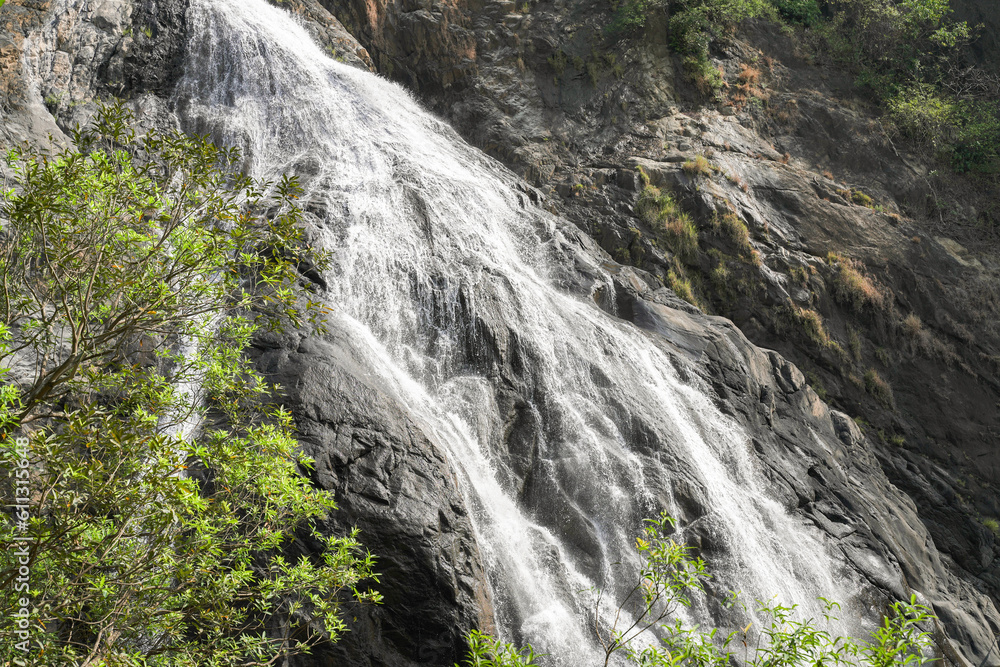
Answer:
(667, 0, 770, 94)
(596, 513, 713, 666)
(457, 630, 542, 667)
(607, 0, 661, 39)
(0, 103, 333, 424)
(464, 513, 937, 667)
(771, 0, 820, 26)
(603, 0, 998, 173)
(0, 103, 379, 666)
(815, 0, 997, 172)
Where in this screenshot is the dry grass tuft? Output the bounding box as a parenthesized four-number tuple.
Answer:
(715, 211, 752, 255)
(828, 254, 888, 313)
(793, 307, 832, 349)
(682, 155, 714, 177)
(638, 186, 699, 261)
(667, 268, 699, 307)
(864, 369, 895, 409)
(737, 63, 761, 85)
(902, 313, 923, 337)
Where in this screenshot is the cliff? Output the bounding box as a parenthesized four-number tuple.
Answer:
(1, 0, 998, 665)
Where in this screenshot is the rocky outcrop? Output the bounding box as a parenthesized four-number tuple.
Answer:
(1, 0, 63, 146)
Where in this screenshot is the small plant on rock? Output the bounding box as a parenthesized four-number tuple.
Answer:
(668, 268, 701, 307)
(864, 368, 895, 409)
(828, 254, 888, 313)
(638, 186, 700, 261)
(683, 154, 714, 177)
(851, 189, 875, 207)
(714, 210, 752, 255)
(458, 630, 540, 667)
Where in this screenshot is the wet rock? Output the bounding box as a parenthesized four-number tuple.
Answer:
(315, 0, 477, 92)
(252, 327, 494, 667)
(266, 0, 375, 71)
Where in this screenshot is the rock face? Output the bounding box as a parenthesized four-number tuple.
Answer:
(3, 0, 1000, 666)
(296, 0, 1000, 660)
(264, 0, 375, 70)
(609, 272, 999, 667)
(251, 328, 494, 667)
(313, 0, 477, 91)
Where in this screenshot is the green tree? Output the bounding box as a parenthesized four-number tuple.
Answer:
(0, 103, 379, 666)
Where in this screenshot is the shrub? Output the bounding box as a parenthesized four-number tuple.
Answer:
(772, 0, 821, 25)
(668, 0, 768, 94)
(737, 62, 760, 85)
(668, 269, 700, 306)
(851, 189, 874, 207)
(828, 0, 999, 174)
(902, 313, 923, 337)
(548, 50, 568, 76)
(669, 5, 714, 57)
(606, 0, 657, 39)
(847, 325, 863, 360)
(983, 518, 1000, 536)
(789, 265, 809, 286)
(460, 630, 539, 666)
(711, 260, 732, 289)
(887, 83, 958, 145)
(832, 0, 970, 82)
(794, 306, 832, 348)
(679, 54, 726, 96)
(949, 100, 1000, 174)
(715, 210, 751, 254)
(637, 184, 670, 222)
(665, 215, 700, 260)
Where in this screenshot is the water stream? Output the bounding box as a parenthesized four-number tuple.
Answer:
(175, 1, 865, 662)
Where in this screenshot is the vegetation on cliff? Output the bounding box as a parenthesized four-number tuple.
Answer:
(0, 104, 378, 665)
(607, 0, 998, 173)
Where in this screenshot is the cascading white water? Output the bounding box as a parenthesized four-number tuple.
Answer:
(176, 1, 868, 662)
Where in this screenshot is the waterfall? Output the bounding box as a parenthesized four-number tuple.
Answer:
(175, 1, 868, 662)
